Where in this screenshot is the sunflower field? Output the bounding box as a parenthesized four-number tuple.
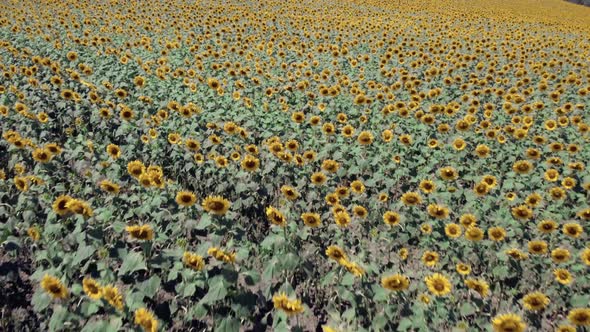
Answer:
(1, 0, 590, 331)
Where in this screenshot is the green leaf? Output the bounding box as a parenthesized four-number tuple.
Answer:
(341, 273, 355, 286)
(492, 265, 509, 279)
(459, 302, 476, 316)
(398, 317, 414, 330)
(48, 305, 68, 332)
(571, 294, 590, 307)
(32, 289, 52, 312)
(72, 245, 96, 266)
(140, 275, 161, 298)
(196, 214, 212, 230)
(200, 278, 228, 304)
(215, 317, 240, 332)
(118, 252, 147, 276)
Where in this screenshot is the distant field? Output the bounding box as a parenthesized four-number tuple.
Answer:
(0, 0, 589, 331)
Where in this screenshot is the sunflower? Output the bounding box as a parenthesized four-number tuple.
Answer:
(553, 268, 573, 285)
(465, 278, 489, 297)
(183, 252, 205, 271)
(326, 245, 347, 263)
(581, 248, 590, 266)
(202, 196, 231, 216)
(383, 211, 401, 226)
(481, 175, 498, 188)
(120, 108, 134, 120)
(445, 223, 462, 239)
(27, 226, 40, 241)
(488, 227, 506, 241)
(425, 273, 452, 296)
(401, 191, 422, 206)
(207, 77, 220, 89)
(522, 291, 550, 311)
(301, 212, 321, 227)
(325, 193, 340, 206)
(266, 206, 287, 226)
(381, 274, 410, 291)
(272, 292, 304, 316)
(537, 220, 558, 234)
(322, 123, 336, 135)
(321, 160, 340, 173)
(357, 131, 373, 145)
(102, 285, 123, 310)
(126, 224, 154, 241)
(52, 195, 73, 215)
(281, 185, 299, 200)
(568, 308, 590, 326)
(474, 144, 490, 157)
(399, 134, 413, 145)
(127, 160, 145, 178)
(99, 180, 120, 194)
(511, 205, 533, 221)
(452, 138, 466, 151)
(41, 275, 68, 299)
(241, 154, 260, 172)
(456, 263, 471, 275)
(527, 240, 548, 255)
(342, 260, 365, 277)
(555, 325, 576, 332)
(512, 160, 533, 174)
(351, 205, 366, 219)
(32, 148, 52, 163)
(134, 308, 158, 332)
(563, 223, 583, 238)
(310, 172, 327, 185)
(421, 251, 439, 267)
(421, 223, 433, 234)
(491, 313, 526, 332)
(45, 143, 62, 155)
(474, 182, 490, 196)
(524, 193, 542, 207)
(427, 204, 449, 219)
(106, 144, 121, 159)
(208, 247, 236, 263)
(82, 277, 102, 300)
(176, 191, 197, 207)
(506, 248, 529, 260)
(399, 248, 408, 260)
(14, 176, 29, 192)
(578, 208, 590, 220)
(341, 125, 355, 137)
(334, 211, 351, 227)
(350, 180, 365, 194)
(439, 166, 458, 181)
(419, 180, 436, 194)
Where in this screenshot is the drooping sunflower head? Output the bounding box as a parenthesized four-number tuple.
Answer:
(183, 252, 205, 271)
(326, 245, 347, 263)
(134, 308, 158, 332)
(266, 206, 287, 226)
(41, 274, 68, 299)
(126, 224, 154, 241)
(381, 274, 410, 291)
